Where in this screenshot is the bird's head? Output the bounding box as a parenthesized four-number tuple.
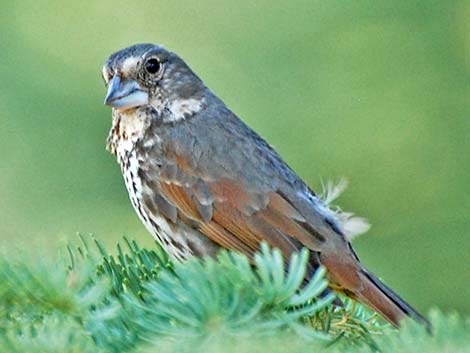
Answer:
(102, 44, 207, 120)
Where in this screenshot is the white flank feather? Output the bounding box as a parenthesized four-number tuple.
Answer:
(320, 178, 371, 241)
(321, 178, 349, 205)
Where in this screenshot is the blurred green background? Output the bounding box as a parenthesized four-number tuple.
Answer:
(0, 1, 469, 314)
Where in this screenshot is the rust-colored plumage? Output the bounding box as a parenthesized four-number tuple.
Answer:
(102, 43, 430, 330)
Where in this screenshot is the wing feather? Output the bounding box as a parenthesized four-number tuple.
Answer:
(140, 152, 326, 262)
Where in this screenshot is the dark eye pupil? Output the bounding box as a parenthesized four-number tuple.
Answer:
(145, 59, 160, 74)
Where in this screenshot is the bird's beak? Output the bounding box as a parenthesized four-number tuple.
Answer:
(104, 76, 149, 110)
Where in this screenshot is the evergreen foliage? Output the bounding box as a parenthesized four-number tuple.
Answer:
(0, 236, 467, 353)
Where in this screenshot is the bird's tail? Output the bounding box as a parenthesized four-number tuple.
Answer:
(354, 268, 431, 331)
(320, 248, 431, 331)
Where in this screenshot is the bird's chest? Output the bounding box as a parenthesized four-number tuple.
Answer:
(107, 111, 155, 217)
(106, 111, 198, 260)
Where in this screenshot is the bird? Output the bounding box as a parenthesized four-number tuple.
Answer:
(102, 43, 430, 329)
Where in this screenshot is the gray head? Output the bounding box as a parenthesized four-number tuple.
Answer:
(102, 44, 207, 118)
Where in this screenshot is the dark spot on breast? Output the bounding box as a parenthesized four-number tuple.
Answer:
(149, 218, 161, 232)
(169, 238, 185, 253)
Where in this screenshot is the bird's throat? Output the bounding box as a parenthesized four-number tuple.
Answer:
(106, 109, 152, 156)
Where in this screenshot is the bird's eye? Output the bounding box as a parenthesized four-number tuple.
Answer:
(145, 58, 161, 74)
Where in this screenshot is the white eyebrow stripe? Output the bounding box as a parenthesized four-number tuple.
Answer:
(121, 57, 140, 74)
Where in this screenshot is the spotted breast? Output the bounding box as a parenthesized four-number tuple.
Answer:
(107, 108, 220, 261)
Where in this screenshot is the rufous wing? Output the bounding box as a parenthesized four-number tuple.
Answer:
(139, 154, 326, 265)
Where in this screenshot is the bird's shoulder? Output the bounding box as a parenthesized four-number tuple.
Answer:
(141, 101, 303, 191)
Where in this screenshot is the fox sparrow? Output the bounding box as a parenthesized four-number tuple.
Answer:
(102, 43, 429, 329)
